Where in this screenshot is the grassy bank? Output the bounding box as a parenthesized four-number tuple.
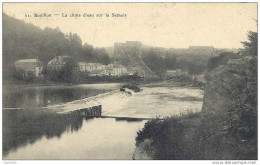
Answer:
(135, 108, 257, 160)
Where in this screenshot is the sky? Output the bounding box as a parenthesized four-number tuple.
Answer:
(3, 3, 258, 48)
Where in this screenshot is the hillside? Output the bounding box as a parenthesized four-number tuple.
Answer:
(3, 13, 72, 66)
(133, 29, 258, 159)
(2, 13, 112, 83)
(133, 55, 257, 160)
(113, 41, 155, 77)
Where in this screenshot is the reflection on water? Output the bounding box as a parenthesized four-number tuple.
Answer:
(2, 110, 84, 156)
(2, 83, 122, 109)
(3, 83, 129, 159)
(3, 111, 146, 160)
(2, 83, 203, 159)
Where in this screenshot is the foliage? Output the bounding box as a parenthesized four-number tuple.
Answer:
(176, 55, 209, 74)
(135, 31, 257, 159)
(207, 52, 239, 72)
(136, 114, 202, 160)
(43, 58, 79, 83)
(142, 50, 166, 77)
(3, 13, 111, 83)
(26, 71, 36, 82)
(82, 43, 95, 61)
(12, 69, 25, 81)
(241, 31, 258, 56)
(136, 100, 257, 160)
(94, 48, 111, 65)
(163, 55, 177, 70)
(141, 47, 210, 77)
(58, 58, 79, 83)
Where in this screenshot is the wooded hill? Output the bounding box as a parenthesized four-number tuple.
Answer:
(3, 13, 111, 80)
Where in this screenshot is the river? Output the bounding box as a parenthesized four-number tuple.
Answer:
(2, 82, 203, 160)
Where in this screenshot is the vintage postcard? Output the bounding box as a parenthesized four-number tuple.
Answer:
(1, 1, 258, 163)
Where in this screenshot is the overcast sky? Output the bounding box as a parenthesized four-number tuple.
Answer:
(3, 3, 257, 48)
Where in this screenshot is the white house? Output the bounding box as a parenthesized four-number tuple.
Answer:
(111, 65, 128, 76)
(78, 62, 102, 72)
(103, 64, 128, 76)
(15, 59, 43, 77)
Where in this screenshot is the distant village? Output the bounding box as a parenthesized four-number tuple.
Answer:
(14, 56, 142, 79)
(14, 41, 148, 80)
(13, 41, 238, 81)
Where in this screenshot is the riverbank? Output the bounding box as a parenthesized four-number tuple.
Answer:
(133, 56, 257, 160)
(3, 73, 204, 89)
(3, 74, 149, 88)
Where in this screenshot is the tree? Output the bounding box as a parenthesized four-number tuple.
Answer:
(12, 69, 25, 80)
(26, 71, 36, 82)
(58, 58, 78, 83)
(82, 43, 95, 61)
(142, 49, 166, 77)
(164, 55, 177, 70)
(94, 48, 111, 64)
(207, 52, 238, 72)
(66, 32, 83, 58)
(241, 31, 258, 56)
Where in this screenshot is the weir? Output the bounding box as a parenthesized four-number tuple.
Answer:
(3, 108, 22, 111)
(59, 105, 102, 117)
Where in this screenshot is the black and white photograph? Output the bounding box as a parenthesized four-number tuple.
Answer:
(1, 1, 258, 162)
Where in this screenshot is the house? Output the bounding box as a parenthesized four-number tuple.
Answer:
(102, 64, 127, 76)
(47, 56, 70, 70)
(79, 62, 128, 77)
(14, 59, 43, 77)
(111, 64, 128, 76)
(78, 62, 103, 72)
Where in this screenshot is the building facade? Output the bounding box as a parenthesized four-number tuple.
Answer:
(47, 56, 70, 70)
(103, 64, 128, 76)
(78, 62, 103, 72)
(14, 59, 43, 77)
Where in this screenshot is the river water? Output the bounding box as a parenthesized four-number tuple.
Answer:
(2, 83, 122, 109)
(2, 83, 203, 160)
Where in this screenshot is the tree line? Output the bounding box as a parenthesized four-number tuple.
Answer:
(141, 48, 210, 77)
(3, 13, 111, 83)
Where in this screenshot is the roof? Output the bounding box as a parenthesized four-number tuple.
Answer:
(48, 56, 70, 64)
(15, 59, 42, 63)
(78, 62, 102, 66)
(113, 64, 126, 68)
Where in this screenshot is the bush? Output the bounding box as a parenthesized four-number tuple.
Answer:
(136, 106, 257, 160)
